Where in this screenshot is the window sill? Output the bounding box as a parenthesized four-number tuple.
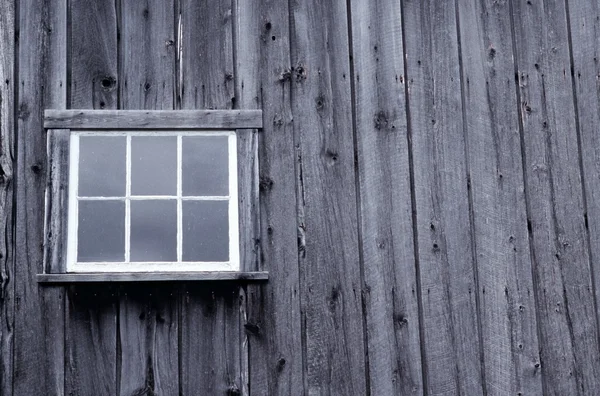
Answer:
(37, 271, 268, 283)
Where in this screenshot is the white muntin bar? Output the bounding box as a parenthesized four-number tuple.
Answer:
(177, 134, 183, 263)
(125, 135, 132, 262)
(76, 195, 229, 201)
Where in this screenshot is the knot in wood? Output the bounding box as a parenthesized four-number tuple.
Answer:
(374, 110, 389, 130)
(259, 176, 274, 192)
(276, 358, 286, 372)
(315, 95, 325, 111)
(294, 63, 307, 82)
(244, 322, 260, 336)
(100, 76, 117, 91)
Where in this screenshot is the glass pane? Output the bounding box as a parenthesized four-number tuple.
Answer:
(79, 136, 126, 197)
(131, 136, 177, 195)
(183, 200, 229, 261)
(182, 136, 229, 196)
(78, 200, 125, 262)
(130, 200, 177, 262)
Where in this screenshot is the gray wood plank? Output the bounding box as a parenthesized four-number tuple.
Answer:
(289, 0, 367, 394)
(0, 0, 15, 393)
(180, 0, 234, 110)
(235, 0, 304, 394)
(118, 286, 178, 396)
(38, 272, 269, 283)
(233, 3, 260, 396)
(568, 3, 600, 393)
(348, 0, 424, 394)
(401, 0, 485, 393)
(179, 1, 243, 394)
(117, 2, 179, 395)
(43, 129, 70, 274)
(13, 0, 66, 394)
(65, 285, 118, 396)
(235, 126, 258, 396)
(457, 1, 544, 395)
(511, 0, 600, 394)
(69, 0, 118, 110)
(44, 109, 263, 129)
(66, 0, 118, 394)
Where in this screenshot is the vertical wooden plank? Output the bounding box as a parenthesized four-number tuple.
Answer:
(568, 2, 600, 393)
(0, 0, 14, 394)
(180, 0, 234, 110)
(511, 0, 600, 394)
(44, 129, 70, 274)
(70, 0, 118, 110)
(348, 0, 423, 394)
(457, 1, 544, 395)
(65, 285, 118, 395)
(232, 1, 260, 391)
(288, 1, 367, 394)
(67, 0, 118, 394)
(120, 0, 176, 111)
(118, 1, 179, 395)
(402, 0, 485, 394)
(119, 287, 179, 396)
(14, 0, 66, 394)
(235, 0, 304, 394)
(179, 1, 242, 394)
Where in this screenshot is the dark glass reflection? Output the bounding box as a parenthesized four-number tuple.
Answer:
(182, 136, 229, 196)
(131, 136, 177, 195)
(130, 200, 177, 262)
(183, 200, 229, 261)
(78, 200, 125, 262)
(79, 136, 126, 197)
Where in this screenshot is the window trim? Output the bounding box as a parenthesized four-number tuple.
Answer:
(40, 109, 267, 283)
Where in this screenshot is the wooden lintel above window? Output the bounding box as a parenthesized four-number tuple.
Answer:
(44, 109, 263, 129)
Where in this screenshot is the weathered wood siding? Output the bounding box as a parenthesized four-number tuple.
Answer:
(3, 0, 600, 394)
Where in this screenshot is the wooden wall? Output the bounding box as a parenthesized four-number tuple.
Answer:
(2, 0, 600, 394)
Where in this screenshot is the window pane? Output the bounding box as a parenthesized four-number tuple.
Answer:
(130, 200, 177, 262)
(183, 200, 229, 261)
(78, 200, 125, 262)
(182, 136, 229, 196)
(79, 136, 126, 197)
(131, 136, 177, 195)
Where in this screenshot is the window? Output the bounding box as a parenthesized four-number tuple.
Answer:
(67, 131, 239, 272)
(40, 110, 268, 282)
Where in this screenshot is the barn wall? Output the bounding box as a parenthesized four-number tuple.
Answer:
(2, 0, 600, 395)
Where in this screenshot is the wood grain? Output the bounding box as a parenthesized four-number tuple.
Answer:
(348, 0, 423, 394)
(118, 2, 179, 394)
(13, 0, 66, 394)
(236, 0, 305, 393)
(44, 109, 263, 129)
(568, 2, 600, 392)
(0, 0, 14, 393)
(43, 129, 70, 274)
(402, 0, 484, 393)
(456, 1, 544, 395)
(69, 0, 118, 110)
(179, 1, 243, 394)
(511, 0, 600, 393)
(66, 0, 118, 394)
(65, 285, 117, 395)
(289, 0, 367, 394)
(38, 272, 269, 283)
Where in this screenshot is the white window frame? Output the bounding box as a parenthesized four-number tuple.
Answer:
(66, 130, 240, 273)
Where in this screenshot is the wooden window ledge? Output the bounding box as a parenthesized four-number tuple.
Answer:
(37, 271, 269, 283)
